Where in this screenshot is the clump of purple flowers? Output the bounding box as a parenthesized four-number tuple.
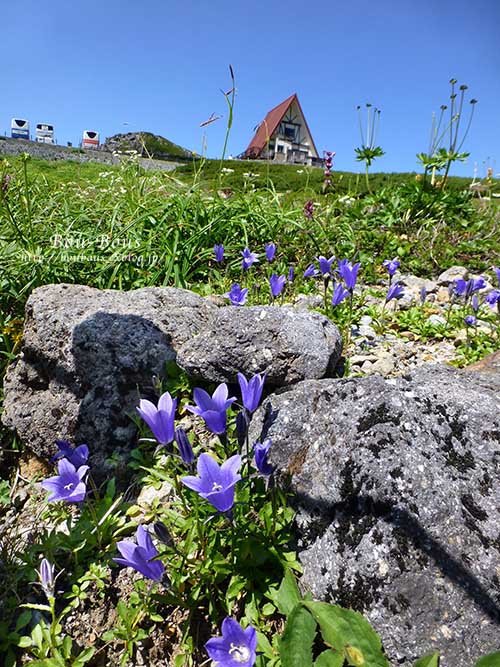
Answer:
(303, 200, 314, 219)
(323, 151, 335, 189)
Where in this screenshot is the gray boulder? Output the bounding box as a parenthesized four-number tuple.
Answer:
(249, 365, 500, 666)
(176, 305, 343, 387)
(2, 284, 216, 462)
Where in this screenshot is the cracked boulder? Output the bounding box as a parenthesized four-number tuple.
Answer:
(249, 364, 500, 666)
(176, 305, 343, 387)
(2, 284, 217, 463)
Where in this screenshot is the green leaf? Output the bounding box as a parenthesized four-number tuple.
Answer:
(15, 610, 32, 631)
(20, 603, 52, 613)
(304, 601, 388, 667)
(315, 649, 345, 667)
(256, 631, 274, 659)
(74, 647, 96, 666)
(414, 652, 439, 667)
(17, 635, 33, 648)
(279, 604, 316, 667)
(476, 651, 500, 666)
(274, 569, 302, 616)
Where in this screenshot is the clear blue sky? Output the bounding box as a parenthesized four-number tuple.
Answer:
(2, 0, 499, 176)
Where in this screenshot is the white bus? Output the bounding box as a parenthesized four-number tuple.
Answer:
(11, 118, 30, 139)
(36, 123, 55, 144)
(82, 130, 99, 149)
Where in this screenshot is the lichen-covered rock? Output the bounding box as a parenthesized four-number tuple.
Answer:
(249, 365, 500, 666)
(2, 284, 217, 462)
(176, 305, 342, 387)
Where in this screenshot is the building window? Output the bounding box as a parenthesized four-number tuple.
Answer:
(277, 144, 284, 153)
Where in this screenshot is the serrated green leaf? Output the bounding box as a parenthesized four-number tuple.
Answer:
(476, 650, 500, 666)
(414, 652, 439, 667)
(315, 649, 345, 667)
(280, 604, 316, 667)
(304, 601, 388, 667)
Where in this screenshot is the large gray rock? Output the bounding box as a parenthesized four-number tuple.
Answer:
(249, 365, 500, 666)
(176, 305, 343, 387)
(2, 284, 216, 462)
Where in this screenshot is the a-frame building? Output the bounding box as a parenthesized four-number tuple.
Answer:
(243, 93, 321, 166)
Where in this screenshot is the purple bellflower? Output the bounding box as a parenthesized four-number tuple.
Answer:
(214, 244, 225, 263)
(455, 277, 486, 299)
(265, 242, 276, 262)
(205, 617, 257, 667)
(303, 263, 320, 278)
(317, 255, 336, 277)
(383, 258, 400, 277)
(269, 273, 286, 298)
(420, 285, 427, 305)
(254, 440, 274, 476)
(175, 427, 195, 465)
(472, 294, 479, 313)
(137, 391, 177, 445)
(332, 283, 350, 306)
(386, 283, 405, 302)
(224, 284, 248, 306)
(494, 267, 500, 287)
(241, 247, 259, 270)
(238, 372, 265, 414)
(38, 558, 55, 600)
(337, 259, 361, 291)
(288, 266, 295, 282)
(484, 290, 500, 308)
(41, 459, 88, 503)
(51, 440, 89, 468)
(181, 453, 242, 513)
(464, 314, 477, 327)
(186, 384, 236, 435)
(114, 525, 165, 581)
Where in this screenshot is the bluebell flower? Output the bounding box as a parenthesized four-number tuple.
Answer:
(383, 258, 400, 277)
(254, 440, 274, 476)
(386, 283, 405, 302)
(181, 453, 242, 513)
(224, 284, 248, 306)
(420, 286, 427, 305)
(317, 255, 335, 277)
(175, 427, 195, 465)
(186, 384, 236, 435)
(51, 440, 89, 468)
(238, 372, 265, 414)
(484, 289, 500, 308)
(464, 315, 477, 326)
(337, 259, 361, 291)
(38, 558, 55, 600)
(41, 459, 88, 503)
(288, 266, 295, 282)
(241, 247, 259, 270)
(114, 525, 165, 581)
(214, 244, 225, 263)
(494, 267, 500, 287)
(205, 617, 257, 667)
(332, 283, 349, 306)
(269, 273, 286, 298)
(265, 242, 276, 262)
(303, 264, 320, 278)
(137, 391, 177, 445)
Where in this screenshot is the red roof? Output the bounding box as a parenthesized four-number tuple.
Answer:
(244, 93, 319, 158)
